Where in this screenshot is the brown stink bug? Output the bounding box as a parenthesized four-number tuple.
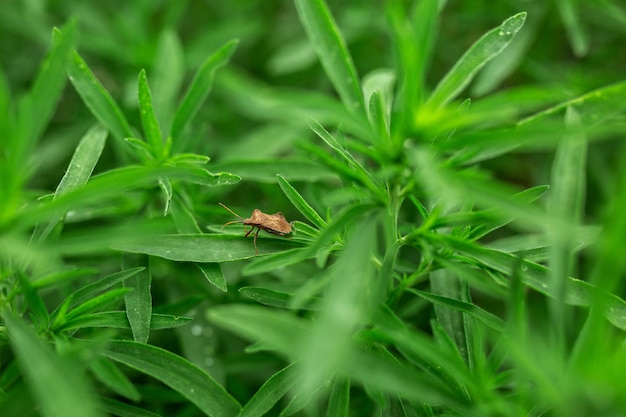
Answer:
(219, 203, 293, 256)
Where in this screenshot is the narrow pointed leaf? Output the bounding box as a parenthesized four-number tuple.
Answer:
(32, 124, 108, 242)
(123, 258, 152, 343)
(277, 174, 326, 229)
(428, 12, 527, 108)
(197, 263, 227, 292)
(103, 340, 241, 417)
(293, 0, 365, 115)
(137, 69, 163, 152)
(19, 21, 76, 155)
(238, 364, 301, 417)
(68, 51, 134, 142)
(5, 314, 105, 417)
(171, 39, 238, 139)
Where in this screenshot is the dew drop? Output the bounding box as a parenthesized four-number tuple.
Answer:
(190, 324, 203, 336)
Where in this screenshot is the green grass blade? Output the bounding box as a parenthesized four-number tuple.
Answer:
(428, 12, 527, 109)
(197, 263, 227, 292)
(60, 312, 192, 332)
(123, 258, 152, 343)
(412, 290, 505, 332)
(151, 29, 184, 136)
(429, 268, 468, 363)
(293, 0, 365, 116)
(208, 304, 309, 356)
(68, 51, 134, 142)
(386, 0, 439, 130)
(298, 219, 377, 393)
(67, 268, 145, 310)
(32, 124, 108, 242)
(547, 107, 587, 341)
(325, 378, 350, 417)
(113, 234, 301, 262)
(64, 287, 131, 321)
(277, 174, 326, 229)
(5, 314, 105, 417)
(412, 148, 556, 233)
(520, 80, 626, 127)
(242, 248, 309, 276)
(103, 340, 241, 417)
(308, 121, 383, 198)
(89, 357, 140, 401)
(431, 234, 626, 330)
(100, 398, 161, 417)
(172, 165, 241, 187)
(239, 287, 294, 309)
(237, 364, 301, 417)
(556, 0, 589, 57)
(170, 39, 238, 139)
(55, 124, 109, 195)
(137, 69, 163, 154)
(18, 21, 76, 157)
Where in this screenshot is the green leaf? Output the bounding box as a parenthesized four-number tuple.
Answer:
(301, 203, 378, 258)
(151, 29, 185, 136)
(325, 378, 350, 417)
(556, 0, 589, 57)
(239, 287, 294, 309)
(99, 398, 162, 417)
(208, 305, 309, 356)
(32, 124, 108, 242)
(431, 234, 626, 331)
(299, 219, 378, 392)
(170, 39, 238, 139)
(386, 0, 439, 133)
(174, 164, 241, 187)
(5, 314, 105, 417)
(547, 107, 587, 328)
(112, 234, 301, 262)
(197, 263, 227, 292)
(67, 267, 145, 309)
(124, 137, 154, 163)
(171, 195, 202, 234)
(123, 257, 152, 343)
(63, 287, 131, 322)
(242, 248, 310, 276)
(218, 69, 370, 140)
(428, 12, 527, 109)
(293, 0, 365, 115)
(68, 50, 134, 142)
(309, 121, 381, 198)
(103, 340, 241, 417)
(137, 69, 163, 153)
(238, 364, 301, 417)
(520, 80, 626, 128)
(89, 357, 140, 401)
(32, 267, 99, 291)
(60, 312, 192, 332)
(158, 177, 172, 216)
(412, 148, 557, 234)
(18, 20, 76, 156)
(277, 174, 326, 229)
(412, 290, 505, 332)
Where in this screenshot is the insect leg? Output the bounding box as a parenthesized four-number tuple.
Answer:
(253, 228, 260, 256)
(244, 226, 254, 238)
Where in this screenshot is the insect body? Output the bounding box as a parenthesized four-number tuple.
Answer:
(219, 203, 293, 256)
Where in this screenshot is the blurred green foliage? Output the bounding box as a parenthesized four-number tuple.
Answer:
(2, 1, 626, 416)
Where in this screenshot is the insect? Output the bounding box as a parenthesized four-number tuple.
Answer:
(219, 203, 293, 256)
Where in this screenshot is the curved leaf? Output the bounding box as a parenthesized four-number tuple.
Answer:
(103, 340, 241, 417)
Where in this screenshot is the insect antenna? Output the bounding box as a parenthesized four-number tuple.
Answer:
(219, 203, 244, 230)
